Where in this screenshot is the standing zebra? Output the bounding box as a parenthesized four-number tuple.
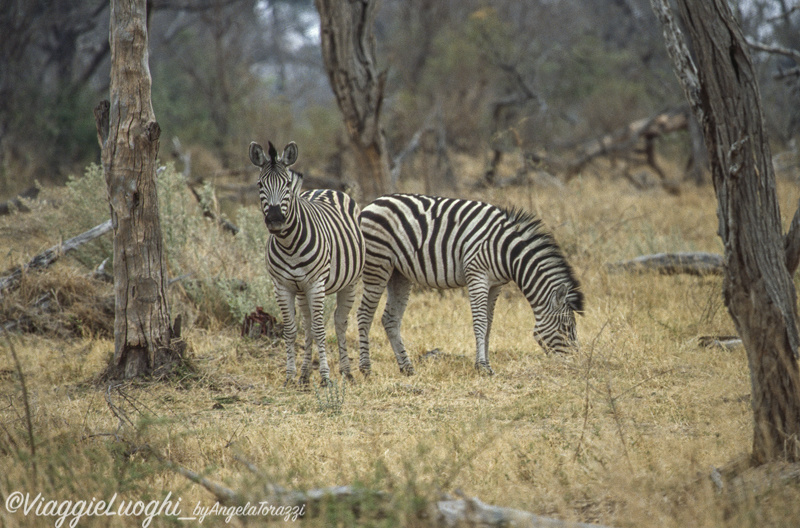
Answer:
(357, 193, 583, 376)
(249, 141, 365, 385)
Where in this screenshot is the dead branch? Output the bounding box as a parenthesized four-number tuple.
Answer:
(746, 38, 800, 63)
(390, 115, 435, 188)
(0, 219, 112, 295)
(607, 252, 723, 276)
(171, 461, 612, 527)
(697, 335, 743, 350)
(565, 109, 689, 181)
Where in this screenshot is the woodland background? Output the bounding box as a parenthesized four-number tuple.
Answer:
(3, 1, 800, 527)
(2, 0, 799, 199)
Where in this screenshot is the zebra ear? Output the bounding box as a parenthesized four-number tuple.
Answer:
(549, 283, 570, 312)
(282, 142, 298, 166)
(249, 142, 267, 168)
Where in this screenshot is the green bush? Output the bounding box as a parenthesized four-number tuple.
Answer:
(35, 162, 277, 329)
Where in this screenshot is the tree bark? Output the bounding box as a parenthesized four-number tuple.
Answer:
(651, 0, 800, 463)
(315, 0, 390, 200)
(96, 0, 184, 380)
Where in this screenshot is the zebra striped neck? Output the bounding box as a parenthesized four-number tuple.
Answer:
(268, 198, 305, 248)
(502, 209, 582, 315)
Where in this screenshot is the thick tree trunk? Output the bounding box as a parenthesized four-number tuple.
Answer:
(651, 0, 800, 463)
(315, 0, 390, 200)
(96, 0, 184, 380)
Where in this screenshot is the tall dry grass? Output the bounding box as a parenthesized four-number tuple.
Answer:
(1, 156, 800, 527)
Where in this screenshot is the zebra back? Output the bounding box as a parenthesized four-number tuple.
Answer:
(360, 193, 582, 353)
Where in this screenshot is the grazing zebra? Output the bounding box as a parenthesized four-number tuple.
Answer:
(249, 141, 365, 385)
(357, 193, 583, 376)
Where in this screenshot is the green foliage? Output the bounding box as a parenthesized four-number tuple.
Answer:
(35, 163, 112, 269)
(155, 165, 277, 325)
(5, 81, 99, 187)
(314, 378, 346, 415)
(34, 162, 277, 328)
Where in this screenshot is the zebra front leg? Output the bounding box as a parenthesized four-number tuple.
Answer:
(466, 272, 494, 376)
(297, 294, 315, 386)
(484, 285, 502, 371)
(334, 285, 357, 382)
(307, 282, 332, 386)
(382, 272, 415, 376)
(275, 286, 299, 385)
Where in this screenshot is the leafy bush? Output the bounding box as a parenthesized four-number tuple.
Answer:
(32, 162, 277, 329)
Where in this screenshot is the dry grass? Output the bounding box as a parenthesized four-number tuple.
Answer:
(2, 157, 800, 527)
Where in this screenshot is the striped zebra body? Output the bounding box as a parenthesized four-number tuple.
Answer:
(357, 193, 583, 376)
(250, 141, 365, 385)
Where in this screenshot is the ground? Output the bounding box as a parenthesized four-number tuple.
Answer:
(1, 156, 800, 527)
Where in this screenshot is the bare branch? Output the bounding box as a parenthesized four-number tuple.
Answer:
(746, 38, 800, 63)
(0, 220, 113, 296)
(649, 0, 703, 122)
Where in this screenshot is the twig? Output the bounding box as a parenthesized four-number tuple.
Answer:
(574, 318, 611, 461)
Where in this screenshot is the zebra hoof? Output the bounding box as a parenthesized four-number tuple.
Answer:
(475, 363, 494, 376)
(359, 362, 372, 378)
(342, 372, 355, 383)
(320, 376, 333, 388)
(400, 364, 415, 376)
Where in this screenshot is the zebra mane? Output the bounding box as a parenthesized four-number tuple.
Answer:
(501, 207, 547, 239)
(501, 206, 585, 314)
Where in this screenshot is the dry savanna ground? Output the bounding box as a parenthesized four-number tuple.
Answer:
(2, 155, 800, 527)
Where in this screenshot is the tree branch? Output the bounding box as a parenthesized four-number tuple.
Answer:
(746, 38, 800, 63)
(0, 220, 113, 296)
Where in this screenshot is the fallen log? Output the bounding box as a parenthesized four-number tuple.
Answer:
(697, 335, 743, 350)
(0, 219, 112, 295)
(607, 252, 723, 276)
(174, 459, 612, 528)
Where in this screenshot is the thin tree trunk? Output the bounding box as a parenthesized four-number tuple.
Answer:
(96, 0, 184, 380)
(651, 0, 800, 463)
(315, 0, 390, 199)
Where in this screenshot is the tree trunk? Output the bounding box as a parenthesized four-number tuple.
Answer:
(315, 0, 390, 200)
(95, 0, 184, 380)
(651, 0, 800, 463)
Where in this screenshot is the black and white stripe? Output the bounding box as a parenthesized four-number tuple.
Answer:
(356, 193, 583, 376)
(250, 141, 365, 385)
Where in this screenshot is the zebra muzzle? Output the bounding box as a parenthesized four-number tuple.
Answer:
(265, 206, 286, 232)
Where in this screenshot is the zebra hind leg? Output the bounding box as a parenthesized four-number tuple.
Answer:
(357, 272, 391, 377)
(382, 271, 415, 376)
(334, 285, 356, 382)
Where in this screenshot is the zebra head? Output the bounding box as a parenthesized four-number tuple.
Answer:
(249, 140, 302, 234)
(532, 282, 582, 355)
